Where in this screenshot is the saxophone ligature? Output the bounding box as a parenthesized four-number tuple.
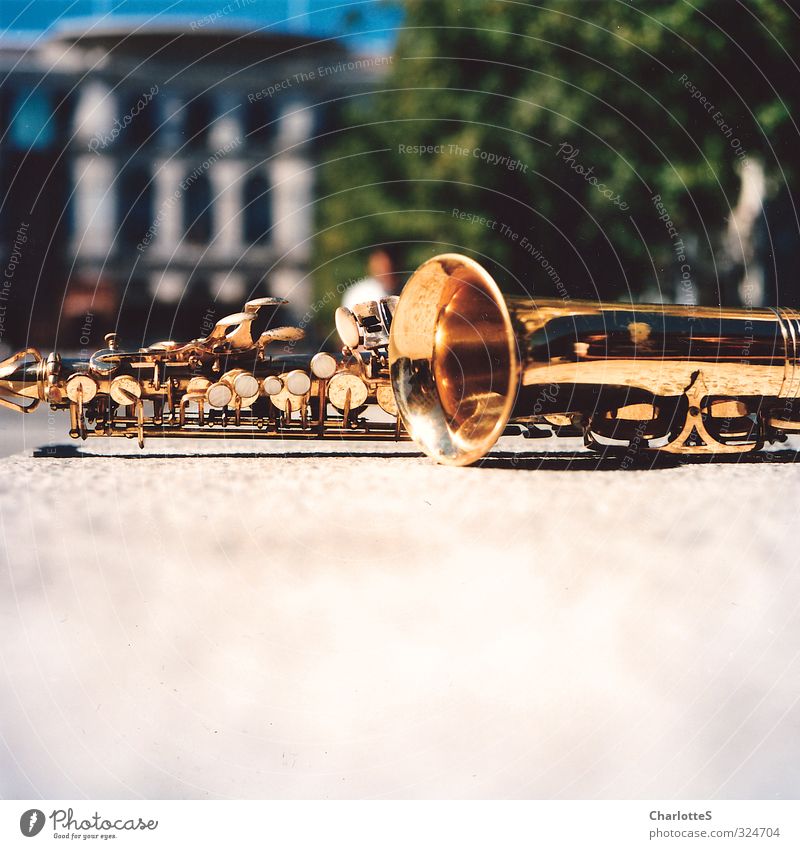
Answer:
(0, 296, 403, 448)
(4, 253, 800, 466)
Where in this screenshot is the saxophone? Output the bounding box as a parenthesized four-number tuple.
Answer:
(0, 296, 403, 449)
(3, 253, 800, 466)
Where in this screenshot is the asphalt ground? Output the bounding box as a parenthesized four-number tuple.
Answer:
(1, 408, 798, 798)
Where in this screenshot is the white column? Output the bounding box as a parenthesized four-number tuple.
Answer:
(71, 154, 117, 257)
(210, 271, 247, 305)
(276, 98, 314, 148)
(270, 155, 312, 261)
(72, 81, 117, 149)
(269, 267, 310, 321)
(208, 91, 241, 150)
(152, 159, 185, 254)
(148, 271, 185, 304)
(209, 160, 244, 258)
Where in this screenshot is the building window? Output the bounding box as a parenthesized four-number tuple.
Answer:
(245, 100, 275, 146)
(9, 88, 55, 150)
(278, 100, 315, 146)
(117, 167, 153, 248)
(183, 171, 212, 245)
(185, 96, 213, 148)
(119, 89, 156, 148)
(243, 175, 271, 245)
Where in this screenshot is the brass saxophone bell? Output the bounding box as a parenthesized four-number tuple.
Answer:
(389, 254, 800, 465)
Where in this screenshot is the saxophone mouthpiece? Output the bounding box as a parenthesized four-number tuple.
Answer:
(0, 348, 44, 413)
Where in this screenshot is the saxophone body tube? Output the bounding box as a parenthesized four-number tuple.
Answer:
(388, 254, 800, 465)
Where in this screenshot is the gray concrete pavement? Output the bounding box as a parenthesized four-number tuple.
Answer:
(1, 408, 799, 799)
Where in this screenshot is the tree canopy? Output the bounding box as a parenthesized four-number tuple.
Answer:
(315, 0, 800, 313)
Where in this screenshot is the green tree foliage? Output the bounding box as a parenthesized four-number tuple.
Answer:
(315, 0, 800, 311)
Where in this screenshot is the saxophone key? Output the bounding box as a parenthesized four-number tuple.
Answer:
(285, 369, 311, 397)
(310, 352, 337, 380)
(262, 375, 283, 396)
(109, 375, 142, 406)
(65, 374, 98, 403)
(327, 373, 368, 411)
(206, 381, 233, 409)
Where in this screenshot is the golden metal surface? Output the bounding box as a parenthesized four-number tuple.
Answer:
(0, 348, 42, 412)
(543, 414, 573, 427)
(257, 327, 305, 347)
(389, 254, 518, 466)
(768, 417, 800, 432)
(186, 376, 211, 394)
(608, 403, 655, 421)
(389, 253, 800, 465)
(267, 376, 306, 412)
(708, 400, 748, 418)
(376, 383, 398, 416)
(656, 372, 757, 454)
(221, 369, 260, 408)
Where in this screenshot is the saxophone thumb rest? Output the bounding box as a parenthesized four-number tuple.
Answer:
(5, 254, 800, 465)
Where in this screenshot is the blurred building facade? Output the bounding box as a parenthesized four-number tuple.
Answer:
(0, 24, 388, 348)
